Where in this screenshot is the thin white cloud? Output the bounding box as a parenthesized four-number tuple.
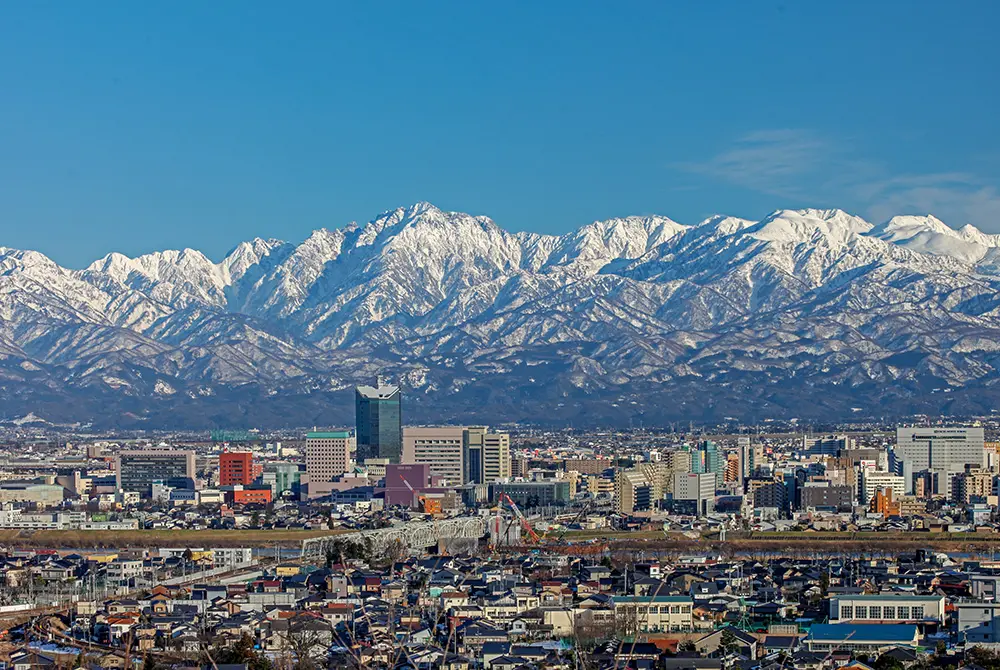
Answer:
(678, 129, 829, 198)
(866, 179, 1000, 231)
(679, 130, 1000, 231)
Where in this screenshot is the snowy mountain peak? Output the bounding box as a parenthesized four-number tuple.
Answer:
(866, 215, 1000, 265)
(222, 237, 289, 281)
(749, 208, 873, 245)
(870, 214, 955, 242)
(0, 247, 65, 274)
(695, 215, 756, 236)
(957, 223, 1000, 248)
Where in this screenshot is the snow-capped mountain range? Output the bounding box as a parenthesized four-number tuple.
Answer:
(3, 201, 1000, 428)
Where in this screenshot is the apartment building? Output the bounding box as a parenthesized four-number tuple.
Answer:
(860, 471, 906, 506)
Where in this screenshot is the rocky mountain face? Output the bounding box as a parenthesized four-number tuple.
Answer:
(2, 202, 1000, 429)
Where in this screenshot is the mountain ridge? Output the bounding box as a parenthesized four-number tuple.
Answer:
(1, 202, 999, 429)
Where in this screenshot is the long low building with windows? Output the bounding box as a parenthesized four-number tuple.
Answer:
(829, 594, 946, 625)
(807, 623, 920, 653)
(612, 595, 694, 632)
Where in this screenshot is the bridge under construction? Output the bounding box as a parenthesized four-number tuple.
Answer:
(300, 516, 487, 561)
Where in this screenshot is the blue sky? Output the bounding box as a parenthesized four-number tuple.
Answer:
(1, 1, 997, 267)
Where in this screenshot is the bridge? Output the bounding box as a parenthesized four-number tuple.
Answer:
(301, 517, 486, 562)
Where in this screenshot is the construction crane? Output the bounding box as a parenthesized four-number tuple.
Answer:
(501, 493, 541, 543)
(546, 498, 596, 545)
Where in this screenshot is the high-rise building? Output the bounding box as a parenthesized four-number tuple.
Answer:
(355, 378, 402, 463)
(724, 454, 740, 483)
(691, 441, 724, 487)
(402, 426, 465, 484)
(800, 481, 854, 511)
(491, 480, 570, 508)
(662, 450, 692, 496)
(564, 458, 611, 475)
(894, 426, 985, 496)
(803, 434, 856, 456)
(463, 426, 510, 484)
(951, 465, 996, 504)
(261, 462, 301, 498)
(464, 427, 484, 485)
(749, 478, 786, 511)
(860, 471, 906, 506)
(615, 469, 653, 514)
(305, 431, 355, 483)
(673, 472, 716, 516)
(737, 436, 753, 488)
(637, 462, 669, 501)
(869, 488, 900, 516)
(511, 455, 530, 478)
(219, 452, 255, 487)
(117, 449, 196, 497)
(484, 431, 511, 483)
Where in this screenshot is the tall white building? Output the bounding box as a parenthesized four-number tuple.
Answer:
(673, 472, 716, 516)
(463, 426, 510, 484)
(483, 432, 511, 483)
(402, 426, 465, 484)
(894, 426, 985, 496)
(305, 431, 355, 483)
(402, 426, 510, 485)
(859, 471, 905, 506)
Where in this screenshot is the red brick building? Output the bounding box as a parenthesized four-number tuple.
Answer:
(231, 488, 273, 506)
(219, 452, 256, 486)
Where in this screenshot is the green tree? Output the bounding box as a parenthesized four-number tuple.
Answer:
(965, 646, 1000, 670)
(872, 655, 904, 670)
(719, 628, 741, 657)
(212, 633, 273, 670)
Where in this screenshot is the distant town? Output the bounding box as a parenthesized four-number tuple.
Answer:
(0, 380, 1000, 669)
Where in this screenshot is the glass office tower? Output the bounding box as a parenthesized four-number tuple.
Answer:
(355, 378, 402, 463)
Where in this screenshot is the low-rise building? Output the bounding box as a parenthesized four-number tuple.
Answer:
(830, 594, 946, 624)
(612, 595, 694, 632)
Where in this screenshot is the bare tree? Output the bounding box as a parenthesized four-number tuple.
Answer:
(613, 605, 641, 639)
(283, 619, 333, 670)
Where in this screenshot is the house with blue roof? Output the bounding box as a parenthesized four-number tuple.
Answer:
(829, 594, 946, 625)
(806, 623, 920, 654)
